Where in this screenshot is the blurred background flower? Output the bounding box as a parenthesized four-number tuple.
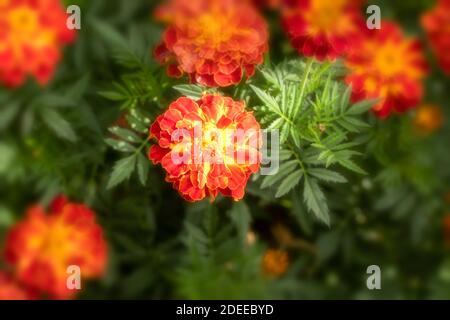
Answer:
(281, 0, 364, 60)
(344, 20, 428, 118)
(421, 0, 450, 74)
(4, 196, 107, 299)
(0, 0, 75, 87)
(154, 0, 268, 87)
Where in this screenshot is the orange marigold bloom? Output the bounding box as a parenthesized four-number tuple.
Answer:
(4, 196, 107, 299)
(0, 0, 76, 88)
(281, 0, 364, 61)
(262, 249, 289, 278)
(149, 94, 262, 202)
(0, 272, 37, 300)
(154, 0, 268, 87)
(421, 0, 450, 74)
(413, 104, 444, 135)
(345, 21, 428, 118)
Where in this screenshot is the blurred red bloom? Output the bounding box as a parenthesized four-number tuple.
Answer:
(149, 94, 262, 202)
(421, 0, 450, 74)
(154, 0, 268, 87)
(4, 196, 107, 299)
(281, 0, 364, 61)
(0, 0, 76, 88)
(0, 272, 36, 300)
(345, 21, 428, 118)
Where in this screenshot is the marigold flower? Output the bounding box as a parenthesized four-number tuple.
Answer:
(345, 21, 428, 118)
(413, 104, 444, 135)
(281, 0, 364, 61)
(262, 249, 289, 278)
(0, 272, 36, 300)
(0, 0, 75, 88)
(4, 196, 107, 299)
(421, 0, 450, 74)
(154, 0, 268, 87)
(149, 94, 262, 202)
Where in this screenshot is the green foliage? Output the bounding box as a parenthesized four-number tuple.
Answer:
(251, 60, 372, 225)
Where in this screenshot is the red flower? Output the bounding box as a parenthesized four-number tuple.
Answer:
(154, 0, 268, 87)
(149, 94, 262, 202)
(4, 196, 107, 299)
(0, 0, 76, 88)
(0, 272, 37, 300)
(421, 0, 450, 74)
(344, 21, 428, 118)
(281, 0, 364, 61)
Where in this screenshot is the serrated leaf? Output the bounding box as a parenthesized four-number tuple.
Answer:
(109, 127, 141, 143)
(340, 85, 352, 113)
(261, 160, 298, 188)
(126, 114, 148, 133)
(303, 177, 330, 225)
(338, 158, 367, 175)
(276, 170, 303, 198)
(308, 168, 347, 183)
(107, 155, 137, 189)
(105, 138, 135, 153)
(137, 153, 150, 186)
(250, 85, 281, 113)
(41, 108, 77, 142)
(173, 84, 204, 99)
(347, 98, 379, 115)
(343, 116, 370, 128)
(99, 91, 127, 101)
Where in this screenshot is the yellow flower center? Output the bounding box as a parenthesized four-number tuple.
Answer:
(195, 12, 234, 47)
(373, 42, 408, 78)
(9, 7, 39, 35)
(304, 0, 352, 36)
(28, 217, 74, 265)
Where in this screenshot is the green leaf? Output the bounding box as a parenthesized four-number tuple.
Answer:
(0, 143, 15, 174)
(107, 155, 137, 189)
(105, 138, 136, 153)
(0, 102, 19, 130)
(261, 160, 298, 188)
(303, 177, 330, 225)
(228, 201, 251, 245)
(250, 85, 281, 113)
(109, 127, 141, 144)
(137, 153, 150, 186)
(347, 98, 379, 115)
(338, 158, 367, 175)
(308, 168, 347, 183)
(173, 85, 204, 100)
(99, 90, 127, 101)
(41, 108, 77, 142)
(339, 84, 352, 113)
(276, 170, 303, 198)
(185, 222, 209, 244)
